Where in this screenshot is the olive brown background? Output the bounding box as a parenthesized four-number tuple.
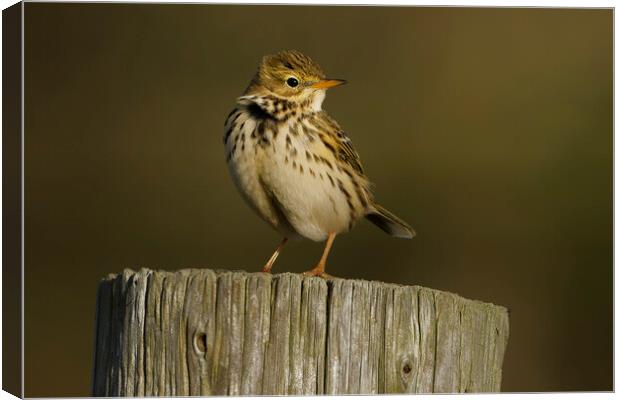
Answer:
(24, 4, 612, 396)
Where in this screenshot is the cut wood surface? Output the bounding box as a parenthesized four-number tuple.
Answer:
(92, 268, 509, 396)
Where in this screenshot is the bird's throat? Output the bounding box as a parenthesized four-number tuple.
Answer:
(309, 90, 326, 112)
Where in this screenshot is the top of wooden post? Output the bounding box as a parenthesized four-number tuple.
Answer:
(103, 267, 507, 311)
(93, 268, 509, 396)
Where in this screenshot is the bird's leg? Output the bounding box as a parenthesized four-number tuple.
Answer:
(262, 237, 288, 273)
(303, 233, 336, 278)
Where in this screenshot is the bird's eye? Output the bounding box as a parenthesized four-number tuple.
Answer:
(286, 77, 299, 88)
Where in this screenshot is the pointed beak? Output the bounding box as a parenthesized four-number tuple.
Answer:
(309, 79, 347, 89)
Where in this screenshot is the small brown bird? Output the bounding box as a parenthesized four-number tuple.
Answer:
(224, 50, 415, 277)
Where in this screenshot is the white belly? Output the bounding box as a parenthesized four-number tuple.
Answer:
(259, 131, 352, 242)
(226, 110, 355, 242)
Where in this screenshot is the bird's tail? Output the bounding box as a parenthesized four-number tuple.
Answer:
(365, 203, 416, 239)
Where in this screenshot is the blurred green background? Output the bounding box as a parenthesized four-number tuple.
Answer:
(24, 4, 611, 396)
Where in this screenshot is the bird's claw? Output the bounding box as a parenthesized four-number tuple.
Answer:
(302, 269, 333, 279)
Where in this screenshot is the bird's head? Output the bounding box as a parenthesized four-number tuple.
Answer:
(245, 50, 346, 110)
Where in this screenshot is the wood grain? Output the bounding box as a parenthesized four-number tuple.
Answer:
(92, 268, 509, 395)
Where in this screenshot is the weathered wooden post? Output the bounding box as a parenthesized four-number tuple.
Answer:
(92, 268, 509, 396)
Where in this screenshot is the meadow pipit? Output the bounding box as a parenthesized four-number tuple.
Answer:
(224, 50, 415, 277)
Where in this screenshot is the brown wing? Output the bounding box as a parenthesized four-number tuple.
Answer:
(337, 132, 364, 174)
(315, 112, 365, 174)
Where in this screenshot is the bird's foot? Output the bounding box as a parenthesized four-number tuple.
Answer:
(302, 265, 333, 279)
